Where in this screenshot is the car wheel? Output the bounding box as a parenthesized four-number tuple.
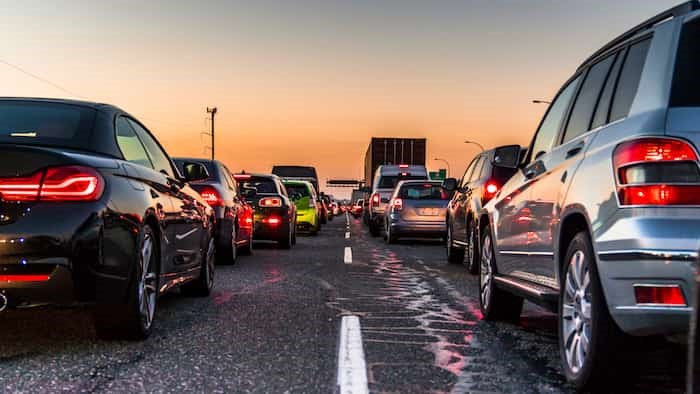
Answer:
(216, 223, 237, 265)
(369, 220, 380, 237)
(446, 221, 465, 263)
(559, 231, 622, 390)
(183, 237, 216, 297)
(465, 222, 479, 274)
(279, 225, 293, 249)
(239, 228, 253, 256)
(385, 220, 397, 244)
(479, 225, 522, 321)
(94, 224, 159, 340)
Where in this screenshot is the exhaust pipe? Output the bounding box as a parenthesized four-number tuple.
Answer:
(0, 292, 8, 312)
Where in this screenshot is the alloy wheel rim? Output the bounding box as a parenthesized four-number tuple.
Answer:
(562, 250, 591, 374)
(138, 232, 157, 330)
(480, 234, 493, 309)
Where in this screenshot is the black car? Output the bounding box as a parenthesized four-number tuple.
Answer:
(0, 98, 216, 340)
(233, 173, 297, 248)
(443, 145, 521, 273)
(173, 158, 253, 263)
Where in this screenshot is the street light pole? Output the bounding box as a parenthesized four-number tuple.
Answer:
(206, 107, 217, 160)
(433, 158, 450, 178)
(464, 140, 485, 152)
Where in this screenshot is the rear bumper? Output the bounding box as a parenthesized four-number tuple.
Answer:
(296, 209, 318, 231)
(253, 208, 290, 240)
(388, 220, 446, 238)
(594, 208, 700, 335)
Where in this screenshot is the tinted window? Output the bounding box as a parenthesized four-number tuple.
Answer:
(221, 165, 237, 193)
(399, 183, 449, 200)
(116, 117, 152, 168)
(460, 157, 479, 188)
(610, 39, 651, 121)
(0, 101, 96, 148)
(469, 157, 486, 183)
(671, 20, 700, 107)
(127, 119, 174, 177)
(378, 175, 427, 189)
(285, 183, 311, 197)
(592, 52, 624, 129)
(530, 75, 581, 163)
(239, 176, 277, 194)
(563, 55, 615, 143)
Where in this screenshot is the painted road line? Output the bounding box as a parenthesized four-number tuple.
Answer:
(345, 232, 350, 239)
(337, 316, 369, 394)
(344, 247, 353, 264)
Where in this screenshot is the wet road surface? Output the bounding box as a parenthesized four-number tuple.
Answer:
(0, 213, 687, 393)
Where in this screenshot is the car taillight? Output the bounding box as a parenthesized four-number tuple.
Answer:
(634, 285, 686, 306)
(198, 186, 223, 207)
(392, 198, 403, 211)
(613, 138, 700, 205)
(0, 165, 104, 202)
(371, 193, 380, 207)
(263, 216, 281, 225)
(482, 180, 500, 204)
(259, 197, 282, 207)
(233, 174, 251, 180)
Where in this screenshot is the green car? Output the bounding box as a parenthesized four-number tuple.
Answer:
(282, 180, 321, 235)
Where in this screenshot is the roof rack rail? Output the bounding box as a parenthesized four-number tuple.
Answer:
(579, 0, 700, 69)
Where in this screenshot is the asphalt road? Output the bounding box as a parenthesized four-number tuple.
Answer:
(0, 213, 688, 393)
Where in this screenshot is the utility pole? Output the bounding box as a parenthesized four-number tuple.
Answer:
(206, 107, 217, 160)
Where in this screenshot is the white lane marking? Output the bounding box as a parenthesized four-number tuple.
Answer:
(337, 316, 369, 394)
(344, 247, 353, 264)
(345, 232, 350, 239)
(175, 228, 198, 240)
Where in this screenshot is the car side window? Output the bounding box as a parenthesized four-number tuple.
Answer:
(591, 51, 624, 129)
(221, 165, 236, 193)
(127, 119, 175, 178)
(529, 75, 582, 164)
(460, 157, 478, 188)
(561, 53, 616, 143)
(115, 117, 153, 168)
(610, 38, 651, 121)
(278, 181, 288, 197)
(469, 157, 486, 184)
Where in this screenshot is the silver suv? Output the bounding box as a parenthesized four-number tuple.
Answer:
(477, 2, 700, 390)
(367, 164, 428, 236)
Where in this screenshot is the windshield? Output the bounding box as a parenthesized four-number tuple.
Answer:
(378, 175, 428, 189)
(240, 177, 277, 194)
(399, 183, 449, 200)
(284, 183, 311, 198)
(0, 101, 96, 149)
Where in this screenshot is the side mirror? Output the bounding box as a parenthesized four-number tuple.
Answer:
(492, 145, 521, 169)
(182, 162, 209, 182)
(442, 178, 458, 192)
(242, 187, 257, 199)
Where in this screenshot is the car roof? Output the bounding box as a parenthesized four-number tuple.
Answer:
(0, 97, 121, 112)
(377, 165, 427, 174)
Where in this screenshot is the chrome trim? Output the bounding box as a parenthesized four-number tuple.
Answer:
(500, 250, 554, 256)
(598, 249, 698, 261)
(453, 240, 468, 246)
(493, 276, 557, 298)
(615, 305, 691, 312)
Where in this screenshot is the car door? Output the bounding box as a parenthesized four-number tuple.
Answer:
(526, 51, 620, 287)
(452, 157, 479, 243)
(495, 74, 582, 277)
(128, 118, 204, 270)
(115, 116, 180, 276)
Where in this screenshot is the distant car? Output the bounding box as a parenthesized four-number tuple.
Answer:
(383, 180, 449, 243)
(234, 173, 296, 248)
(0, 97, 216, 340)
(173, 158, 253, 262)
(321, 194, 334, 221)
(283, 179, 321, 235)
(367, 164, 429, 236)
(442, 145, 521, 273)
(477, 4, 700, 389)
(351, 199, 364, 218)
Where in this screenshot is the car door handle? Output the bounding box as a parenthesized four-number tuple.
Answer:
(524, 168, 536, 179)
(566, 142, 585, 159)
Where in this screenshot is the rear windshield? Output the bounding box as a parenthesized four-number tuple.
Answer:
(378, 175, 428, 189)
(398, 183, 449, 200)
(671, 19, 700, 107)
(284, 183, 311, 197)
(0, 101, 96, 148)
(173, 159, 217, 183)
(240, 177, 277, 194)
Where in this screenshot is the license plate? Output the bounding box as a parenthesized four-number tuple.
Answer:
(418, 208, 439, 216)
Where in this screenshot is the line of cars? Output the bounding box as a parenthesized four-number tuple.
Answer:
(354, 2, 700, 390)
(0, 98, 341, 340)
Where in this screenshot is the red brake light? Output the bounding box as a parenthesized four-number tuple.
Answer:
(399, 164, 409, 168)
(263, 216, 281, 225)
(0, 166, 104, 202)
(0, 274, 50, 282)
(482, 180, 500, 203)
(259, 197, 282, 207)
(199, 186, 223, 207)
(371, 193, 380, 206)
(234, 174, 251, 180)
(634, 285, 686, 306)
(392, 198, 403, 211)
(613, 138, 700, 205)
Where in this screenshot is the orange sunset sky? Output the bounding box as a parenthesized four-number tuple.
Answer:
(1, 0, 681, 198)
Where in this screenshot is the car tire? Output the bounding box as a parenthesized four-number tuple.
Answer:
(279, 225, 293, 248)
(94, 224, 159, 340)
(217, 224, 237, 265)
(559, 231, 623, 391)
(465, 222, 479, 274)
(239, 228, 253, 256)
(446, 221, 465, 264)
(182, 237, 216, 297)
(292, 225, 297, 245)
(385, 220, 397, 244)
(479, 225, 523, 322)
(369, 219, 381, 237)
